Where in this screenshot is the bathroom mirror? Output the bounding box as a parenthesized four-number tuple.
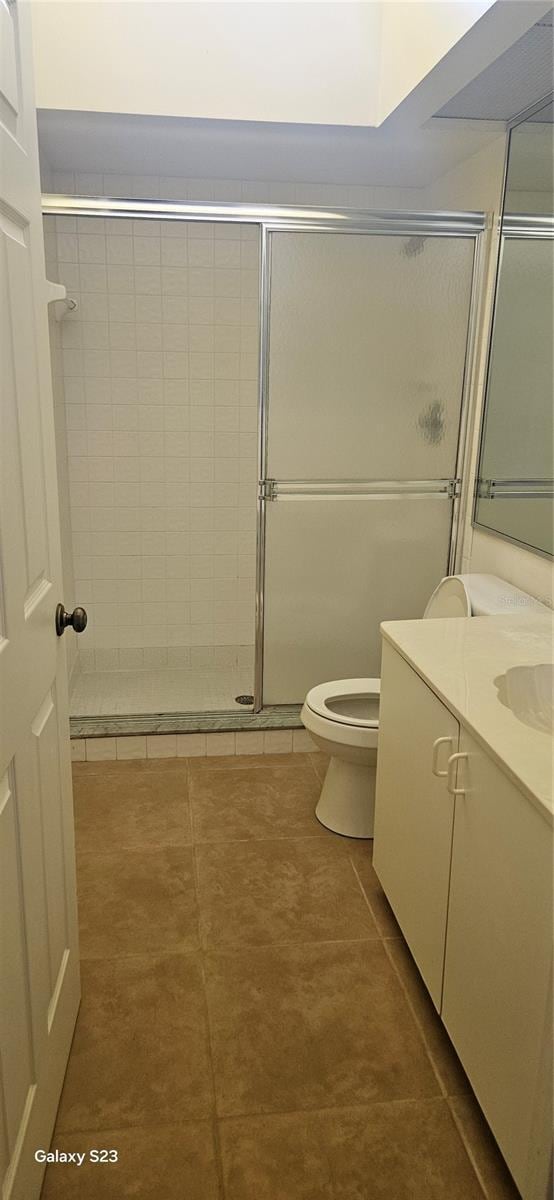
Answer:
(474, 97, 554, 557)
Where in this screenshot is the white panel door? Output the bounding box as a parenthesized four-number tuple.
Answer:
(373, 643, 459, 1009)
(442, 729, 553, 1200)
(0, 4, 80, 1199)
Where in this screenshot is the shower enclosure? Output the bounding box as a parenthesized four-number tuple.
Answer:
(42, 196, 485, 736)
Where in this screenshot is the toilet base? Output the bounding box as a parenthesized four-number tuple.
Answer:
(315, 755, 376, 839)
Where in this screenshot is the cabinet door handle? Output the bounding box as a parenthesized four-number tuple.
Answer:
(446, 752, 468, 796)
(431, 736, 454, 777)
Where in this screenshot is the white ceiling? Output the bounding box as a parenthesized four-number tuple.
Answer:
(436, 11, 554, 120)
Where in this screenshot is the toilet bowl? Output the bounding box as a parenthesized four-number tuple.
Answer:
(301, 573, 548, 839)
(301, 680, 380, 838)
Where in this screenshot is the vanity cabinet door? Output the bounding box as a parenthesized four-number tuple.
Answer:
(442, 729, 553, 1200)
(373, 641, 459, 1009)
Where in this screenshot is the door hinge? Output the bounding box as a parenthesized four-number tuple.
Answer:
(259, 479, 277, 501)
(476, 478, 493, 499)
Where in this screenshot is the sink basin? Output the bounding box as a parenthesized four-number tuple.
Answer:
(494, 664, 554, 735)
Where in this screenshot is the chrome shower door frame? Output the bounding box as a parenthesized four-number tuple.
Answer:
(42, 196, 487, 719)
(254, 212, 487, 711)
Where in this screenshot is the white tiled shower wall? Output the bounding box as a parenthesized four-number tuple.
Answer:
(44, 168, 422, 210)
(46, 206, 259, 674)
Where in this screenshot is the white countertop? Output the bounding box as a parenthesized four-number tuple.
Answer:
(381, 613, 554, 822)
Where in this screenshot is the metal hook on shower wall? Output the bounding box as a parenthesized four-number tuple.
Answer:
(52, 296, 78, 322)
(45, 279, 78, 320)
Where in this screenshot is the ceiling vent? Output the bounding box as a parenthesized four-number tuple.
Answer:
(434, 10, 554, 122)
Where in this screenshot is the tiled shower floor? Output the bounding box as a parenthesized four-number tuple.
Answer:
(41, 752, 518, 1199)
(70, 665, 254, 716)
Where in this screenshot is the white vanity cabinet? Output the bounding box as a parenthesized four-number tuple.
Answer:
(373, 641, 459, 1009)
(373, 622, 553, 1200)
(442, 728, 552, 1200)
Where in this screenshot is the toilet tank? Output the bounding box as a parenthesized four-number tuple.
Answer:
(423, 573, 548, 619)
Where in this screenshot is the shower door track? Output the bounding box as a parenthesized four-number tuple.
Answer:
(42, 195, 487, 734)
(502, 214, 554, 239)
(42, 195, 485, 238)
(260, 479, 461, 500)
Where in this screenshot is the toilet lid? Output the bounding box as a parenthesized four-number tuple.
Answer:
(305, 678, 380, 728)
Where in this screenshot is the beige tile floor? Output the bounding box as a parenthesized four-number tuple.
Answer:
(41, 753, 520, 1199)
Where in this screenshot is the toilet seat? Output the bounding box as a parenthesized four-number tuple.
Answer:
(305, 678, 380, 728)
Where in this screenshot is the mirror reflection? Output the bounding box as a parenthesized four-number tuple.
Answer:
(474, 98, 554, 557)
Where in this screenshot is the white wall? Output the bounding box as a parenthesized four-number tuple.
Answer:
(32, 0, 514, 131)
(32, 1, 380, 126)
(422, 134, 505, 212)
(424, 137, 553, 607)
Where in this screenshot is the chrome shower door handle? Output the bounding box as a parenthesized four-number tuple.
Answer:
(431, 736, 454, 778)
(446, 752, 468, 796)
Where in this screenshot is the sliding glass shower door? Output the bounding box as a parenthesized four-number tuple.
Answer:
(260, 228, 477, 705)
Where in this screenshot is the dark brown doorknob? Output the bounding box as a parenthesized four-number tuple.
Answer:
(55, 603, 88, 637)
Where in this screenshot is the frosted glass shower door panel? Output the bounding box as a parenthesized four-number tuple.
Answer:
(262, 498, 453, 705)
(267, 233, 475, 480)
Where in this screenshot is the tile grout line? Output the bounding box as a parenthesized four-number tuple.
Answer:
(187, 831, 343, 847)
(381, 938, 489, 1199)
(348, 847, 485, 1192)
(77, 749, 318, 763)
(195, 933, 384, 954)
(72, 752, 321, 775)
(307, 752, 326, 787)
(348, 856, 386, 938)
(50, 1115, 217, 1140)
(77, 833, 353, 852)
(76, 934, 393, 966)
(377, 926, 486, 1191)
(445, 1099, 494, 1200)
(188, 754, 227, 1198)
(185, 761, 195, 845)
(382, 937, 449, 1100)
(204, 1093, 476, 1126)
(187, 757, 199, 846)
(196, 933, 228, 1198)
(188, 756, 203, 953)
(51, 1093, 470, 1140)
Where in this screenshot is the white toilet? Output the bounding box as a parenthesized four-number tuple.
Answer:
(301, 573, 547, 839)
